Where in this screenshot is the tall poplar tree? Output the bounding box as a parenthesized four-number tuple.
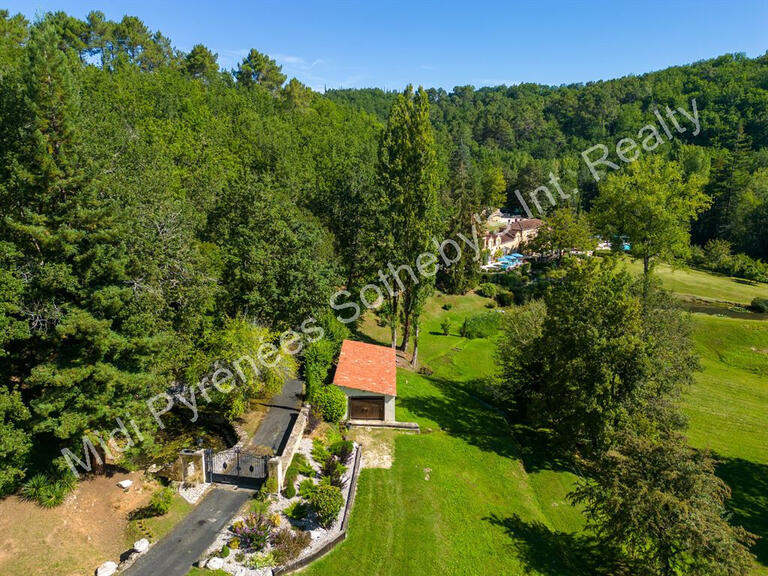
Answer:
(376, 85, 439, 352)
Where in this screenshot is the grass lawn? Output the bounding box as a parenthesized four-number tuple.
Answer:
(684, 314, 768, 570)
(623, 259, 768, 305)
(124, 492, 193, 547)
(304, 292, 591, 576)
(302, 285, 767, 575)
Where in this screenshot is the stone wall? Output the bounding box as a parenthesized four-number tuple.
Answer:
(267, 405, 309, 493)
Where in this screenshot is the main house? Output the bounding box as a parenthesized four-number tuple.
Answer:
(483, 217, 544, 257)
(333, 339, 396, 422)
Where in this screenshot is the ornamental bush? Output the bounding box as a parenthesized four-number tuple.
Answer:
(232, 512, 272, 551)
(312, 384, 347, 423)
(329, 440, 354, 464)
(310, 484, 344, 528)
(477, 282, 498, 298)
(271, 528, 311, 565)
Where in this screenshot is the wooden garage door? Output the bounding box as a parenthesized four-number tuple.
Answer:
(349, 396, 384, 420)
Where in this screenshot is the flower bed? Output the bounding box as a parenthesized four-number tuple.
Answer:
(200, 427, 358, 575)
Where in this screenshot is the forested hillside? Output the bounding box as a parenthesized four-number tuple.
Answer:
(0, 10, 382, 493)
(0, 8, 766, 505)
(329, 53, 768, 260)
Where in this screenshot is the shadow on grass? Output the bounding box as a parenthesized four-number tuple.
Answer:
(716, 457, 768, 567)
(397, 375, 523, 461)
(398, 375, 576, 473)
(485, 513, 620, 575)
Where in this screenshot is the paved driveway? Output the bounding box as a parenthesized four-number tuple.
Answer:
(249, 378, 303, 454)
(123, 487, 251, 576)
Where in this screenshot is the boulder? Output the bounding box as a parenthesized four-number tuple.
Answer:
(96, 561, 118, 576)
(117, 479, 133, 489)
(133, 538, 150, 553)
(207, 557, 225, 570)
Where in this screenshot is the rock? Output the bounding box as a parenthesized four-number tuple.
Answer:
(133, 538, 150, 553)
(96, 561, 118, 576)
(207, 557, 224, 570)
(117, 479, 133, 489)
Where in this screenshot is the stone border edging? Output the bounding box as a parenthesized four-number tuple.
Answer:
(272, 445, 363, 575)
(347, 420, 420, 432)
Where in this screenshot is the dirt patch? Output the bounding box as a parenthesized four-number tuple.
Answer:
(348, 428, 396, 469)
(0, 472, 156, 576)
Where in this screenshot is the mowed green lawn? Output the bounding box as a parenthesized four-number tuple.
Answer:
(623, 259, 768, 305)
(685, 314, 768, 570)
(304, 293, 589, 576)
(302, 282, 768, 574)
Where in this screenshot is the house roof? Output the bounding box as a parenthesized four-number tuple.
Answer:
(485, 218, 544, 243)
(333, 339, 397, 397)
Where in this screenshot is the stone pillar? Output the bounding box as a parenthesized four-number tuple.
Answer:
(267, 457, 282, 494)
(179, 449, 205, 485)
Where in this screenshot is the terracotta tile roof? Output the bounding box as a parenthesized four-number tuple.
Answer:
(333, 339, 397, 397)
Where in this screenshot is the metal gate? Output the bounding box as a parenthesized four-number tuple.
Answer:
(205, 448, 268, 488)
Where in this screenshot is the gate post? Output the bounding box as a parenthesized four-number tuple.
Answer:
(204, 449, 213, 483)
(267, 457, 282, 494)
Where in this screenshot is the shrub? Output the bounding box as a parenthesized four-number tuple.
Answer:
(147, 486, 174, 516)
(304, 339, 336, 400)
(20, 472, 77, 508)
(442, 303, 453, 311)
(485, 301, 497, 308)
(232, 513, 272, 551)
(246, 551, 276, 569)
(320, 456, 347, 488)
(228, 538, 240, 550)
(329, 440, 354, 464)
(460, 312, 501, 339)
(218, 545, 230, 558)
(440, 318, 452, 335)
(312, 384, 347, 423)
(283, 462, 300, 498)
(477, 282, 498, 298)
(417, 364, 433, 376)
(298, 478, 317, 499)
(284, 500, 311, 521)
(751, 297, 768, 313)
(495, 291, 514, 307)
(249, 498, 269, 515)
(311, 438, 330, 465)
(310, 484, 344, 528)
(272, 529, 312, 565)
(235, 552, 245, 563)
(293, 453, 314, 476)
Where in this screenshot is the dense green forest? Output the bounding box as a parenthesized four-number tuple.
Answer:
(0, 8, 766, 516)
(328, 54, 768, 262)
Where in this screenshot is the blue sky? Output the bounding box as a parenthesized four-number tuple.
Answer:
(6, 1, 768, 91)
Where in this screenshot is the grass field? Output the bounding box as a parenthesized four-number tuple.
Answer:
(684, 314, 768, 569)
(304, 293, 590, 576)
(300, 281, 768, 575)
(623, 259, 768, 305)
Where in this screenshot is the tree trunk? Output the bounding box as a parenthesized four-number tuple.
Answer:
(399, 311, 411, 352)
(390, 295, 398, 349)
(642, 254, 651, 300)
(411, 320, 420, 367)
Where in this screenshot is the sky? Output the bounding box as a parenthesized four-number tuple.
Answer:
(6, 0, 768, 92)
